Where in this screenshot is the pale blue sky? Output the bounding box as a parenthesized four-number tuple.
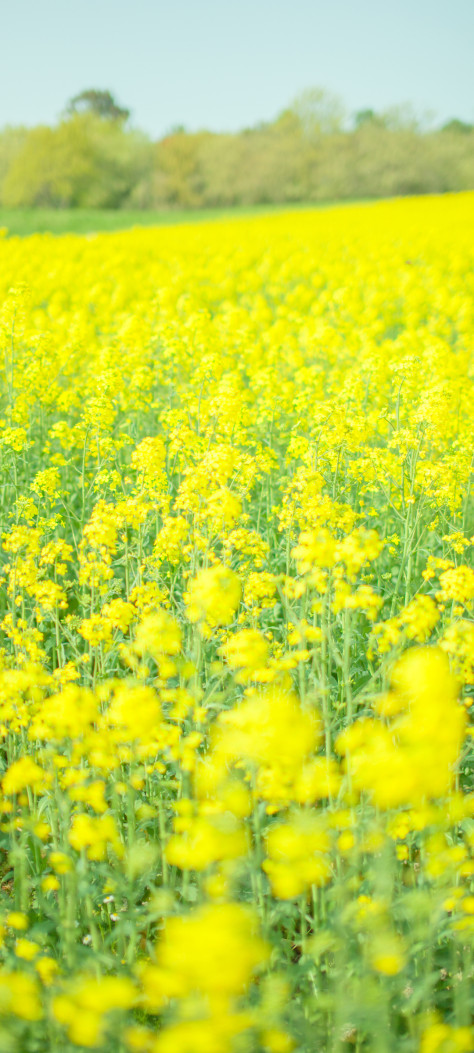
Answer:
(2, 0, 473, 136)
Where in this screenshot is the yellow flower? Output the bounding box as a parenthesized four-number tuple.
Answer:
(53, 975, 136, 1047)
(336, 647, 465, 808)
(370, 935, 406, 976)
(36, 956, 59, 985)
(420, 1021, 474, 1053)
(6, 912, 28, 931)
(166, 811, 246, 870)
(152, 902, 268, 1000)
(15, 938, 40, 961)
(0, 971, 42, 1021)
(0, 193, 473, 1051)
(3, 757, 47, 795)
(101, 598, 136, 633)
(105, 683, 162, 743)
(185, 564, 241, 629)
(219, 628, 269, 681)
(264, 810, 331, 898)
(214, 686, 320, 791)
(79, 614, 113, 646)
(133, 609, 182, 659)
(41, 875, 60, 892)
(68, 814, 123, 860)
(438, 565, 474, 605)
(131, 435, 166, 488)
(48, 851, 73, 875)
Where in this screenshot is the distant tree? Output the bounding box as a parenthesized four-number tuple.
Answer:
(66, 90, 130, 123)
(353, 109, 386, 129)
(154, 131, 208, 207)
(0, 126, 28, 194)
(1, 85, 474, 211)
(441, 118, 474, 135)
(378, 103, 422, 133)
(196, 122, 309, 207)
(2, 122, 93, 207)
(272, 108, 304, 135)
(289, 87, 346, 138)
(166, 124, 187, 136)
(2, 113, 152, 208)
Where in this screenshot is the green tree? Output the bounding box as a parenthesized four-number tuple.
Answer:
(289, 87, 346, 138)
(2, 114, 152, 209)
(2, 120, 94, 207)
(441, 118, 474, 135)
(66, 89, 130, 123)
(153, 131, 209, 207)
(0, 127, 28, 197)
(1, 85, 474, 212)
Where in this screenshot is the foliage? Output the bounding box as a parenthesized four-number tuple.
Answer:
(0, 87, 473, 209)
(0, 196, 472, 1051)
(2, 114, 151, 209)
(65, 89, 131, 123)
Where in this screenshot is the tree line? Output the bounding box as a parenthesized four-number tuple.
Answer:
(1, 88, 473, 210)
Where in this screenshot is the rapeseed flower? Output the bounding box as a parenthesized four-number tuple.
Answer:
(0, 196, 472, 1050)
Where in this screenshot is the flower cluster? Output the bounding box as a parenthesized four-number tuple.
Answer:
(0, 195, 472, 1051)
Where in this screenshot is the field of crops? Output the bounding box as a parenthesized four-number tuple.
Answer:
(0, 195, 473, 1052)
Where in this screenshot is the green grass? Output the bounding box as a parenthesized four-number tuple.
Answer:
(0, 200, 369, 237)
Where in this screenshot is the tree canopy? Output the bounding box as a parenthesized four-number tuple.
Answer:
(66, 90, 130, 123)
(0, 86, 473, 209)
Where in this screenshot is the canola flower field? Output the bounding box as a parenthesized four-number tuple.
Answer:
(0, 195, 473, 1053)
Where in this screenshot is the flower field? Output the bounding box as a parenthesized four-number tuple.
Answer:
(0, 194, 473, 1052)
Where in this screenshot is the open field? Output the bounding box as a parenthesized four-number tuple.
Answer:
(0, 200, 368, 237)
(0, 205, 286, 237)
(0, 194, 472, 1051)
